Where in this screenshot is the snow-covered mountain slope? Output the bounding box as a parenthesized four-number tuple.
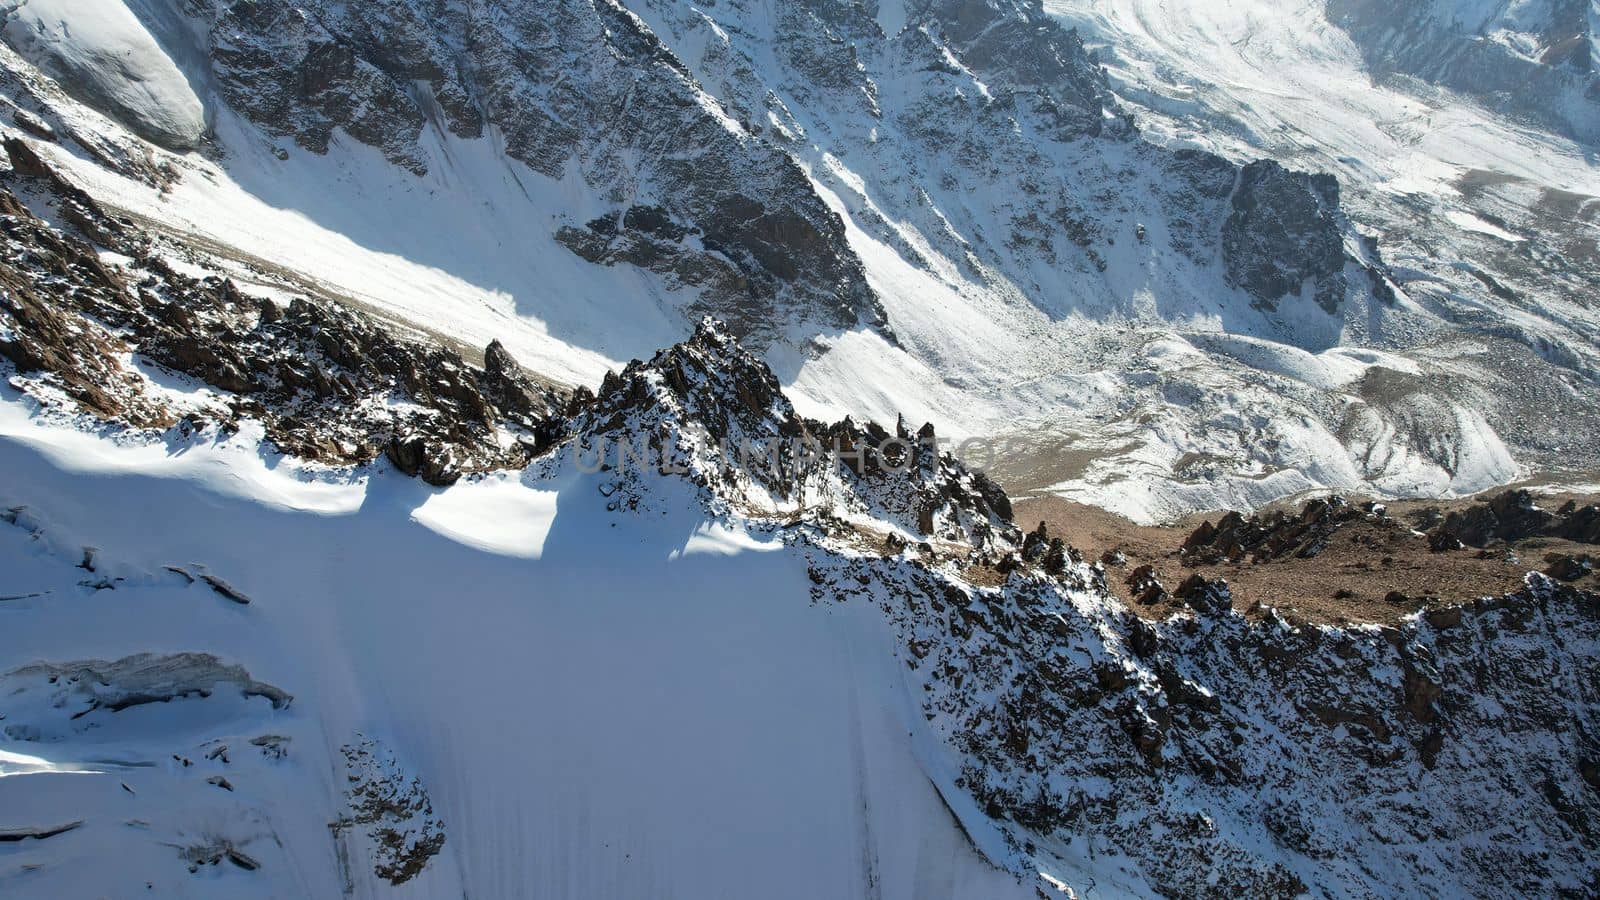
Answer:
(1, 171, 1597, 895)
(1043, 0, 1600, 516)
(0, 0, 206, 149)
(1328, 0, 1598, 143)
(0, 417, 1035, 899)
(2, 0, 1592, 521)
(2, 4, 1598, 896)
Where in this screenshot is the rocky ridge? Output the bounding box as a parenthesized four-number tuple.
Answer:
(0, 140, 1012, 540)
(807, 509, 1598, 896)
(0, 137, 562, 484)
(543, 314, 1017, 549)
(0, 118, 1595, 900)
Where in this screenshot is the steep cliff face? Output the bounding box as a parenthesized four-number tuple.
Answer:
(184, 0, 884, 343)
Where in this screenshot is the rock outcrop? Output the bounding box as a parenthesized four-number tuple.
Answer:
(181, 0, 885, 344)
(1181, 496, 1391, 565)
(545, 315, 1017, 549)
(1438, 489, 1600, 548)
(1222, 161, 1349, 313)
(0, 145, 562, 484)
(336, 736, 446, 887)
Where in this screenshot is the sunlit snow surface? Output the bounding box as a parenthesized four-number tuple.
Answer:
(0, 394, 1044, 899)
(0, 0, 205, 148)
(1042, 0, 1600, 197)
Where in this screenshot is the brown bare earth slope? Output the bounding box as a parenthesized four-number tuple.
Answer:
(1017, 489, 1600, 625)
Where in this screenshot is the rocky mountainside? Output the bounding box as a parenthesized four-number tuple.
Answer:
(64, 0, 1393, 326)
(2, 154, 1598, 895)
(1044, 0, 1600, 515)
(3, 0, 1577, 522)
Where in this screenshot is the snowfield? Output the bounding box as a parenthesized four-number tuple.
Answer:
(0, 0, 206, 149)
(1043, 0, 1600, 197)
(0, 396, 1037, 900)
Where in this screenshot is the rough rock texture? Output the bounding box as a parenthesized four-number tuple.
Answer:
(533, 321, 1600, 894)
(1222, 161, 1349, 312)
(634, 0, 1395, 321)
(1181, 495, 1391, 565)
(335, 736, 446, 887)
(183, 0, 884, 344)
(543, 315, 1017, 549)
(2, 0, 1394, 345)
(809, 546, 1599, 896)
(909, 0, 1114, 139)
(1438, 488, 1600, 548)
(206, 0, 432, 173)
(3, 149, 1596, 891)
(0, 144, 562, 484)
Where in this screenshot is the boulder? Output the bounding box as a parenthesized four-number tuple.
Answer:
(1175, 574, 1233, 617)
(386, 435, 462, 486)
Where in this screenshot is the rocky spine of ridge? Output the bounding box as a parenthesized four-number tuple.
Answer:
(538, 311, 1600, 894)
(538, 315, 1020, 550)
(809, 534, 1599, 896)
(0, 138, 1013, 545)
(0, 137, 563, 485)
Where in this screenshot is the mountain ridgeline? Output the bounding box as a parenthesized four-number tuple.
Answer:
(2, 144, 1598, 895)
